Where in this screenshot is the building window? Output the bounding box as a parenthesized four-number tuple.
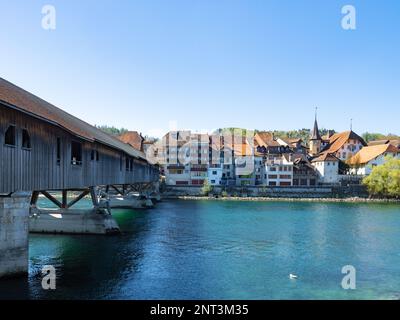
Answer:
(22, 129, 31, 149)
(310, 179, 316, 186)
(120, 155, 123, 171)
(211, 180, 215, 184)
(71, 141, 82, 165)
(4, 125, 16, 146)
(130, 158, 134, 171)
(269, 181, 276, 186)
(212, 171, 217, 175)
(56, 138, 61, 165)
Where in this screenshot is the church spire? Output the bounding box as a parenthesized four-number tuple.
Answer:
(310, 107, 321, 140)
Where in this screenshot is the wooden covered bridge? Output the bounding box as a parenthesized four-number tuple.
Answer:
(0, 77, 159, 278)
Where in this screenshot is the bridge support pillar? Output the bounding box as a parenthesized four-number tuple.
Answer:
(101, 184, 154, 209)
(149, 181, 161, 203)
(0, 192, 31, 278)
(29, 188, 120, 235)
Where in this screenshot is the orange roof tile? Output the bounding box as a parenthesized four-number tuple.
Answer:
(346, 144, 399, 165)
(321, 131, 366, 154)
(311, 152, 339, 162)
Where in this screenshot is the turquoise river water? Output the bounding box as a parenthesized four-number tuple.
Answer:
(1, 199, 400, 299)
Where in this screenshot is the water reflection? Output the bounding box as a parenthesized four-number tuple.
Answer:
(0, 200, 399, 299)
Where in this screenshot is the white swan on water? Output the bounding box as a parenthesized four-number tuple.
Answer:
(289, 273, 298, 279)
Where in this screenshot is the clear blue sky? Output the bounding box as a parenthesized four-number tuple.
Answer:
(1, 0, 399, 137)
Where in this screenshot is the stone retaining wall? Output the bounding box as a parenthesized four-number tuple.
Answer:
(162, 184, 369, 199)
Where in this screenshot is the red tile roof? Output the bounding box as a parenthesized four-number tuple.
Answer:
(118, 131, 144, 151)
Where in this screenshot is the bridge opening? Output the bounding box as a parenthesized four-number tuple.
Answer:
(4, 125, 16, 146)
(22, 129, 31, 149)
(71, 141, 82, 165)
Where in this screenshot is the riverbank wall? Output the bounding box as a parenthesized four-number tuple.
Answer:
(161, 185, 370, 199)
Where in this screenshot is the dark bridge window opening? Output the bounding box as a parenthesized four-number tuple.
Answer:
(22, 129, 31, 149)
(120, 155, 123, 171)
(4, 125, 16, 146)
(126, 157, 130, 171)
(91, 150, 100, 162)
(71, 141, 82, 165)
(56, 138, 61, 165)
(130, 158, 134, 172)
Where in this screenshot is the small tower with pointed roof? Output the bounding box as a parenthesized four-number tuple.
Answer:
(309, 108, 322, 156)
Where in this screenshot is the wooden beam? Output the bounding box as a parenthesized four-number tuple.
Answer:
(31, 191, 39, 205)
(62, 190, 68, 208)
(89, 187, 98, 207)
(110, 185, 123, 195)
(67, 190, 90, 208)
(41, 191, 62, 208)
(130, 184, 139, 192)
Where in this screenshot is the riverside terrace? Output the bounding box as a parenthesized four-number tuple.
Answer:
(0, 77, 159, 278)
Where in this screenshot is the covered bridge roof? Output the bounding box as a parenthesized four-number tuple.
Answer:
(0, 78, 146, 160)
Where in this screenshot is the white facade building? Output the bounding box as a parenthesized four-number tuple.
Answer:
(311, 153, 339, 184)
(263, 155, 294, 186)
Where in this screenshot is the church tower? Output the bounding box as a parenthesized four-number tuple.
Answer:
(309, 110, 322, 156)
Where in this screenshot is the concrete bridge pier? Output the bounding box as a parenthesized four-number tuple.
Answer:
(29, 188, 120, 235)
(149, 181, 161, 204)
(101, 184, 154, 209)
(0, 192, 31, 278)
(128, 183, 159, 207)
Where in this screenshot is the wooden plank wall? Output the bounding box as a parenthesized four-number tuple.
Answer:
(0, 105, 158, 193)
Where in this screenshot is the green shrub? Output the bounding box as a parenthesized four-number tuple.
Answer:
(363, 157, 400, 198)
(201, 180, 213, 196)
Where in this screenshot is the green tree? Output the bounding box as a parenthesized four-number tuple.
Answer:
(95, 125, 128, 136)
(363, 157, 400, 198)
(362, 132, 400, 143)
(201, 180, 213, 196)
